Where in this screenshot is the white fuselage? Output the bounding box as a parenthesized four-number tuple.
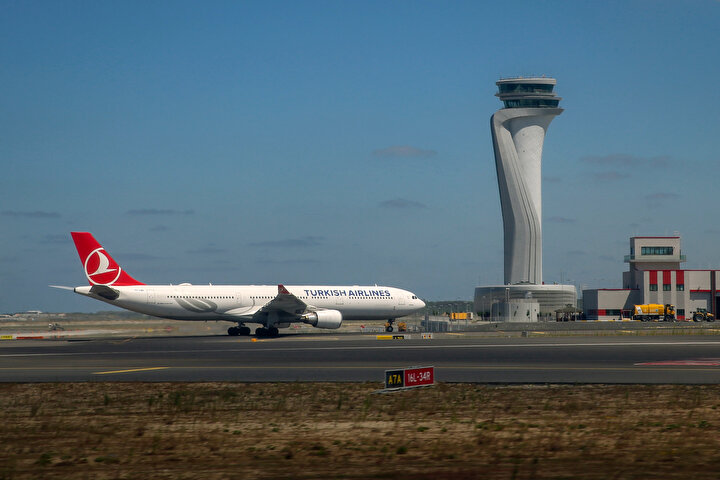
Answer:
(74, 284, 425, 323)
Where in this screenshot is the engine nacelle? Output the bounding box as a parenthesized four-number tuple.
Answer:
(302, 309, 343, 329)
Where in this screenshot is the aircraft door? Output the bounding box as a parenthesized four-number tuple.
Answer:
(147, 288, 156, 304)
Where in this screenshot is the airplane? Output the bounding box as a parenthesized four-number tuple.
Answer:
(51, 232, 425, 337)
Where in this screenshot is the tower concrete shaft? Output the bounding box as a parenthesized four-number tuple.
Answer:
(491, 78, 562, 285)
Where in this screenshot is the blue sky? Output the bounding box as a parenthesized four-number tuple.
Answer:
(2, 0, 719, 312)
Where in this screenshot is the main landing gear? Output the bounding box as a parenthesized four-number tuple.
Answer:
(255, 326, 279, 337)
(227, 324, 280, 337)
(385, 319, 396, 333)
(227, 325, 251, 336)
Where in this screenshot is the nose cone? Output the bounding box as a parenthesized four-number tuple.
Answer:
(404, 290, 425, 312)
(410, 294, 425, 310)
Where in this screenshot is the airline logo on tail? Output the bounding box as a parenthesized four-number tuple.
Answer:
(84, 248, 120, 285)
(71, 232, 144, 286)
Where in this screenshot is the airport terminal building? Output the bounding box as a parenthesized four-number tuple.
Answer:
(583, 236, 719, 321)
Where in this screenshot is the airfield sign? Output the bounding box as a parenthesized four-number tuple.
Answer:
(384, 366, 434, 390)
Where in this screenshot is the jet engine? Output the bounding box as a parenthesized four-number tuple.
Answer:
(302, 310, 343, 329)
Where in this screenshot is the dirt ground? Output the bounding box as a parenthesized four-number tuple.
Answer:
(2, 382, 720, 479)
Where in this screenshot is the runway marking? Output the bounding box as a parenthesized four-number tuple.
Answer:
(159, 365, 720, 372)
(2, 365, 719, 374)
(291, 337, 341, 341)
(4, 340, 720, 359)
(93, 367, 169, 375)
(636, 359, 720, 366)
(0, 364, 718, 376)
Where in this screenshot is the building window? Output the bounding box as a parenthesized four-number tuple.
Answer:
(677, 309, 685, 316)
(498, 83, 555, 95)
(503, 99, 560, 108)
(649, 284, 658, 291)
(641, 246, 673, 256)
(663, 284, 671, 291)
(677, 284, 684, 291)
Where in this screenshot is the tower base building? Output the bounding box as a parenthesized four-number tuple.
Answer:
(474, 284, 577, 321)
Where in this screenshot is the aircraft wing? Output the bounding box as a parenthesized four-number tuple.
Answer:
(224, 305, 263, 318)
(257, 284, 308, 317)
(216, 285, 309, 322)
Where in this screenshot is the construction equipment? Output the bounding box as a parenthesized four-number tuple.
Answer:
(632, 304, 676, 322)
(384, 319, 404, 332)
(692, 308, 715, 322)
(383, 321, 407, 332)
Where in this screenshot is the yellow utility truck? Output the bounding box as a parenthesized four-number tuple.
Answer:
(632, 304, 676, 322)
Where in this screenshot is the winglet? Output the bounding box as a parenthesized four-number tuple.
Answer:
(278, 284, 291, 295)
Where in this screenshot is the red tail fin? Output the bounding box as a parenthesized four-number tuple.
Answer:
(70, 232, 144, 286)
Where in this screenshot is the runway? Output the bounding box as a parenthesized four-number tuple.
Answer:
(3, 332, 720, 383)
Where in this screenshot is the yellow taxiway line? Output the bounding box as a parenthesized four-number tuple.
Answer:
(93, 367, 169, 375)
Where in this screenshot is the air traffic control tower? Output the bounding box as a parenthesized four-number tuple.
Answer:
(474, 77, 576, 321)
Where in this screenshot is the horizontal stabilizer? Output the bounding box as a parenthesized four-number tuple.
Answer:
(49, 285, 74, 291)
(90, 284, 120, 300)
